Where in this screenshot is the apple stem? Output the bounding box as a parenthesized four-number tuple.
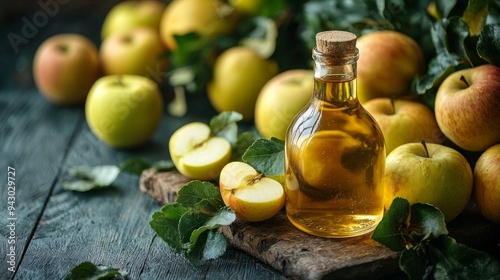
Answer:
(460, 75, 470, 87)
(390, 99, 395, 115)
(117, 75, 123, 87)
(420, 140, 430, 158)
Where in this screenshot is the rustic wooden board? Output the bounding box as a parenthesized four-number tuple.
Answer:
(140, 169, 500, 280)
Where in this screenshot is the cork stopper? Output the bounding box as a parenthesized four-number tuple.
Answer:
(316, 31, 357, 57)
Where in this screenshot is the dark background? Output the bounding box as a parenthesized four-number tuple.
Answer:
(0, 0, 126, 91)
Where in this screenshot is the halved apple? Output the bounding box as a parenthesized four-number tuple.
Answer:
(169, 122, 232, 180)
(219, 161, 285, 222)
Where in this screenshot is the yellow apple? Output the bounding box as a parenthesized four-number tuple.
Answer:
(159, 0, 240, 50)
(229, 0, 262, 15)
(219, 161, 285, 222)
(99, 27, 167, 79)
(254, 69, 313, 140)
(33, 34, 101, 105)
(208, 46, 279, 121)
(356, 30, 426, 103)
(434, 64, 500, 152)
(85, 75, 163, 148)
(363, 98, 444, 154)
(473, 144, 500, 224)
(100, 0, 167, 40)
(383, 142, 473, 222)
(169, 122, 232, 180)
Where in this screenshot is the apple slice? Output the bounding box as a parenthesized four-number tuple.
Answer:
(169, 122, 231, 180)
(219, 161, 285, 222)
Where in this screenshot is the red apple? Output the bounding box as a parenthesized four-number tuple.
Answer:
(435, 64, 500, 152)
(356, 30, 426, 103)
(363, 98, 444, 154)
(99, 27, 167, 81)
(33, 34, 101, 105)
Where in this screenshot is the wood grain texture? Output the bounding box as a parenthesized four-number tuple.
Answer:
(140, 168, 500, 280)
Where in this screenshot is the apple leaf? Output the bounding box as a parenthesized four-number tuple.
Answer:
(62, 261, 128, 280)
(62, 165, 120, 192)
(462, 0, 489, 36)
(477, 24, 500, 66)
(408, 203, 448, 244)
(209, 111, 243, 146)
(242, 137, 285, 176)
(150, 181, 235, 266)
(371, 197, 410, 252)
(119, 158, 175, 175)
(373, 197, 500, 279)
(232, 131, 258, 161)
(428, 236, 500, 279)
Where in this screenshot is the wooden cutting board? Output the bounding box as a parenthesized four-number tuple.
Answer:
(139, 169, 500, 280)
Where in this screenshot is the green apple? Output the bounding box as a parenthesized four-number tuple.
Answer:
(435, 64, 500, 152)
(254, 69, 313, 140)
(169, 122, 232, 180)
(85, 75, 163, 148)
(383, 141, 473, 222)
(363, 98, 444, 154)
(100, 0, 166, 40)
(219, 161, 285, 222)
(33, 34, 101, 105)
(99, 27, 167, 79)
(473, 144, 500, 224)
(356, 30, 425, 103)
(208, 46, 278, 121)
(159, 0, 240, 50)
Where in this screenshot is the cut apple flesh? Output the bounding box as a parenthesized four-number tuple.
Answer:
(181, 137, 231, 168)
(233, 177, 284, 203)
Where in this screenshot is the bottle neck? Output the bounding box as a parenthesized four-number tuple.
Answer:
(312, 47, 359, 103)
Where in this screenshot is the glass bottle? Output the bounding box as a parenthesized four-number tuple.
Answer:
(284, 31, 386, 238)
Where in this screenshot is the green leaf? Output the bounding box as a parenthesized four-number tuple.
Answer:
(62, 261, 128, 280)
(179, 211, 212, 246)
(232, 131, 258, 161)
(429, 236, 500, 279)
(408, 203, 448, 244)
(242, 137, 285, 176)
(63, 165, 120, 192)
(462, 0, 489, 36)
(150, 203, 190, 253)
(477, 24, 500, 65)
(151, 160, 175, 172)
(371, 197, 410, 252)
(119, 158, 151, 175)
(209, 111, 243, 145)
(202, 230, 228, 260)
(184, 207, 235, 250)
(176, 181, 224, 209)
(400, 247, 433, 280)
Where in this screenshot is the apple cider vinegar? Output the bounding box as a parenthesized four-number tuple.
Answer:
(284, 31, 386, 238)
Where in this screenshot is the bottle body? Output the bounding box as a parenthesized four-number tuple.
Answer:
(284, 48, 385, 238)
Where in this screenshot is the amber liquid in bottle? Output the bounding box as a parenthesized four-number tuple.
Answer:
(284, 31, 386, 238)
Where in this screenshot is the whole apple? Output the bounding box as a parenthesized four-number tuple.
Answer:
(363, 98, 444, 154)
(254, 69, 313, 140)
(229, 0, 262, 15)
(169, 122, 232, 180)
(473, 144, 500, 224)
(33, 34, 100, 105)
(208, 46, 278, 121)
(435, 64, 500, 152)
(356, 30, 425, 103)
(383, 141, 473, 222)
(100, 27, 167, 80)
(100, 0, 166, 40)
(219, 161, 285, 222)
(85, 75, 163, 148)
(159, 0, 240, 50)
